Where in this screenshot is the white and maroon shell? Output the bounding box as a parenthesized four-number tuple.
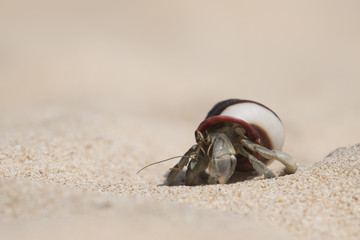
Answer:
(197, 99, 285, 151)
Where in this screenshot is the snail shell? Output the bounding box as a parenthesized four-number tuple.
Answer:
(198, 99, 285, 151)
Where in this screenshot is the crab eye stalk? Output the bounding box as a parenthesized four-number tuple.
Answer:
(194, 130, 203, 143)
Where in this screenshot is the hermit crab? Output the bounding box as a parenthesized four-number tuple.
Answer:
(138, 99, 298, 185)
(166, 99, 298, 185)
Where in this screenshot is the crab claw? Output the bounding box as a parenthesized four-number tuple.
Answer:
(208, 133, 237, 184)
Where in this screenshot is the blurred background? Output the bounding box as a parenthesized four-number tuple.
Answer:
(1, 0, 359, 164)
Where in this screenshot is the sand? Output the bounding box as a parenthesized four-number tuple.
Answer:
(0, 108, 359, 239)
(1, 1, 360, 239)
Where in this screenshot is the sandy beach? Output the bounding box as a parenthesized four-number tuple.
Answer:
(1, 1, 360, 239)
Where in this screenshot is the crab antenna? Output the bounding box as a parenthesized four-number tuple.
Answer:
(136, 155, 193, 174)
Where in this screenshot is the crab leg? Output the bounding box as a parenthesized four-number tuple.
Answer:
(167, 144, 197, 185)
(238, 147, 276, 178)
(241, 139, 298, 174)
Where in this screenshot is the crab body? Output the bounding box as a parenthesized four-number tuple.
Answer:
(166, 99, 298, 186)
